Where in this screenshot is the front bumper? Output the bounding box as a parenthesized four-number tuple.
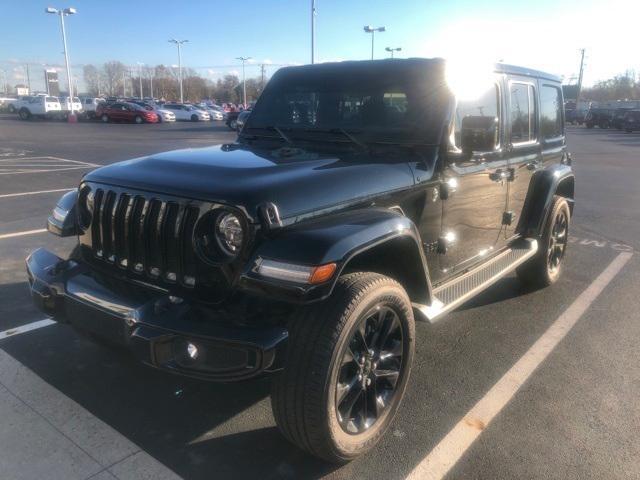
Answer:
(26, 248, 288, 382)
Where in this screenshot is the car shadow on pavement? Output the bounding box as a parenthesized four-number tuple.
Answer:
(455, 276, 534, 313)
(0, 286, 339, 479)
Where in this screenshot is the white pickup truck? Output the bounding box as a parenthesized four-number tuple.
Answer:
(18, 96, 62, 120)
(7, 96, 33, 113)
(59, 96, 83, 115)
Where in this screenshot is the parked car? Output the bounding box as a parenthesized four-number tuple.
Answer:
(17, 96, 62, 120)
(129, 101, 176, 123)
(7, 95, 32, 113)
(28, 59, 574, 464)
(584, 108, 614, 128)
(612, 107, 635, 129)
(195, 104, 224, 121)
(59, 96, 83, 116)
(235, 109, 251, 131)
(81, 98, 105, 119)
(623, 110, 640, 132)
(225, 110, 242, 130)
(96, 102, 159, 123)
(161, 103, 210, 121)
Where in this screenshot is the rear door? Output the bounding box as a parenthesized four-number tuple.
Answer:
(505, 79, 540, 238)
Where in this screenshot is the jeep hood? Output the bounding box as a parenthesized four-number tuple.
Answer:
(83, 144, 418, 223)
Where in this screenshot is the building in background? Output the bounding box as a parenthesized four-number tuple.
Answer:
(45, 69, 60, 96)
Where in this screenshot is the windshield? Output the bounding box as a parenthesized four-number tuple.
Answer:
(245, 63, 447, 144)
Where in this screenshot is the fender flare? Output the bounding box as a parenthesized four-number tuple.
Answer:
(520, 164, 575, 238)
(239, 208, 432, 304)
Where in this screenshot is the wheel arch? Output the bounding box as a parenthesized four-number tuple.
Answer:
(520, 164, 575, 238)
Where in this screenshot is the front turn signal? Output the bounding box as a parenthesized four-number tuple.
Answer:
(309, 263, 337, 284)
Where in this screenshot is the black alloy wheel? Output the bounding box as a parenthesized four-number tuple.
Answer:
(335, 304, 404, 434)
(547, 207, 568, 275)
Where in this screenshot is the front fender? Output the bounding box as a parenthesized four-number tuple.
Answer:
(239, 208, 431, 304)
(520, 163, 575, 237)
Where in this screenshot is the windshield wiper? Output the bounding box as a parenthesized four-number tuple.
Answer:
(273, 126, 294, 145)
(242, 125, 294, 145)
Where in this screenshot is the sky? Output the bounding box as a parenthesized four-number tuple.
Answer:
(1, 0, 638, 93)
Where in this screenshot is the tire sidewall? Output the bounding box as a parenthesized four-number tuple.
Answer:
(542, 197, 571, 284)
(323, 283, 415, 460)
(135, 115, 143, 124)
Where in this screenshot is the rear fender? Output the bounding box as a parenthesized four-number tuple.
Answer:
(239, 208, 432, 304)
(520, 164, 575, 238)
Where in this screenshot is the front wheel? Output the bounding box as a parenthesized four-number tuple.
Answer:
(101, 114, 109, 123)
(517, 195, 571, 288)
(191, 114, 198, 122)
(18, 108, 31, 120)
(271, 272, 415, 463)
(134, 115, 143, 124)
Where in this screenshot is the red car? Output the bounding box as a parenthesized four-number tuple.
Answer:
(97, 102, 158, 124)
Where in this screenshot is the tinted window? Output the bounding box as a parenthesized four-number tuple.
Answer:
(46, 97, 58, 102)
(540, 85, 563, 139)
(453, 85, 499, 149)
(510, 83, 536, 143)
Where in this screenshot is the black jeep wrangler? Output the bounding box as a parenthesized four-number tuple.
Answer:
(27, 59, 574, 463)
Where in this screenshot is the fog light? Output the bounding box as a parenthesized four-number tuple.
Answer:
(186, 342, 198, 360)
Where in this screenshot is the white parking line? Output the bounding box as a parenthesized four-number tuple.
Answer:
(0, 319, 56, 340)
(406, 251, 633, 480)
(0, 228, 47, 240)
(0, 188, 74, 199)
(0, 156, 99, 175)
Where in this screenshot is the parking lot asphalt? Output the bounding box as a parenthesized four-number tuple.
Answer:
(0, 115, 638, 480)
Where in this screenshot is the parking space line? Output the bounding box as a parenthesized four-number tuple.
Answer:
(0, 319, 56, 340)
(406, 251, 633, 480)
(0, 165, 94, 175)
(0, 228, 47, 240)
(0, 188, 74, 199)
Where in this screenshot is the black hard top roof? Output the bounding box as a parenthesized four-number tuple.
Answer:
(276, 58, 561, 83)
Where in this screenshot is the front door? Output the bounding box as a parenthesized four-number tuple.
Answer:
(439, 81, 509, 277)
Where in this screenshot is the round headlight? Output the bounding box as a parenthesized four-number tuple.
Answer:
(78, 186, 94, 229)
(86, 190, 94, 213)
(216, 212, 244, 255)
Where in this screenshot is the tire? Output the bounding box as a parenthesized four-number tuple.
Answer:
(18, 108, 31, 120)
(271, 272, 415, 463)
(517, 195, 571, 289)
(191, 114, 198, 122)
(134, 115, 143, 124)
(229, 119, 238, 130)
(157, 115, 163, 123)
(101, 114, 109, 123)
(8, 104, 16, 113)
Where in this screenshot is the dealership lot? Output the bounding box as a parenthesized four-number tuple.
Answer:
(0, 116, 638, 479)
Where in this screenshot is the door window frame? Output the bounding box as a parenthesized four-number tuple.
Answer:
(508, 80, 538, 147)
(539, 83, 564, 142)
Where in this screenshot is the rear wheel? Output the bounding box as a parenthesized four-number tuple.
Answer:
(517, 195, 571, 288)
(229, 119, 238, 130)
(18, 108, 31, 120)
(8, 104, 16, 113)
(134, 115, 143, 124)
(271, 272, 415, 463)
(191, 114, 198, 122)
(101, 114, 109, 123)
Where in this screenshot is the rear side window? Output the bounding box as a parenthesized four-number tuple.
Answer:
(452, 84, 500, 149)
(510, 83, 536, 144)
(46, 97, 57, 102)
(540, 85, 563, 139)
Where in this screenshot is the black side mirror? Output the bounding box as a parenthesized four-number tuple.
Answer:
(460, 116, 498, 153)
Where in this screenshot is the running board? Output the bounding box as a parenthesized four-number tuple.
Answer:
(413, 238, 538, 323)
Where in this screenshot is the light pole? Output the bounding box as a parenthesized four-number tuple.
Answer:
(311, 0, 317, 64)
(236, 56, 252, 108)
(46, 6, 77, 120)
(0, 70, 6, 94)
(137, 62, 144, 98)
(169, 39, 188, 103)
(385, 47, 401, 58)
(363, 25, 385, 60)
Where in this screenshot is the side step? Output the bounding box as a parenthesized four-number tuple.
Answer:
(413, 238, 538, 323)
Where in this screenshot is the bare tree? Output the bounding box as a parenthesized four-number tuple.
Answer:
(83, 64, 102, 96)
(102, 61, 127, 96)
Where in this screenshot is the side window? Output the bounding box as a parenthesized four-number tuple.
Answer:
(453, 84, 500, 149)
(540, 85, 563, 139)
(510, 83, 536, 144)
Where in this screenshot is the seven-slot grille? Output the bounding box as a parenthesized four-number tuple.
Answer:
(86, 186, 202, 287)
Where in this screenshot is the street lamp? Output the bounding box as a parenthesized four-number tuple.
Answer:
(46, 6, 77, 121)
(236, 56, 252, 108)
(137, 62, 144, 99)
(385, 47, 402, 59)
(311, 0, 317, 64)
(169, 39, 188, 103)
(363, 25, 385, 60)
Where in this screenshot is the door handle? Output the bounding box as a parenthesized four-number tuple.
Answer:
(526, 161, 540, 171)
(489, 168, 515, 182)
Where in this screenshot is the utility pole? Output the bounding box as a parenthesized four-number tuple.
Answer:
(122, 70, 126, 97)
(137, 62, 144, 98)
(25, 64, 31, 93)
(149, 67, 154, 99)
(260, 64, 266, 90)
(236, 56, 252, 107)
(575, 48, 586, 108)
(311, 0, 317, 64)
